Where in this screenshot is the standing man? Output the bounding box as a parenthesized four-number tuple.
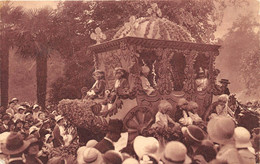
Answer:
(94, 119, 123, 153)
(219, 79, 231, 95)
(53, 115, 65, 148)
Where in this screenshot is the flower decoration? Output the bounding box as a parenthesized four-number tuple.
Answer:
(123, 16, 138, 37)
(147, 3, 162, 17)
(90, 27, 107, 44)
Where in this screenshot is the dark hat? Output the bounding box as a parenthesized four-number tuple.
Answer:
(219, 79, 230, 84)
(183, 125, 205, 143)
(15, 119, 24, 125)
(2, 132, 31, 155)
(2, 114, 10, 121)
(108, 119, 123, 133)
(25, 136, 43, 150)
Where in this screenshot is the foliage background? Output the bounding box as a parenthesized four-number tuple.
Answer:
(3, 0, 259, 105)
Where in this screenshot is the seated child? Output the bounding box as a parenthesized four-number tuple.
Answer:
(106, 67, 130, 104)
(85, 70, 106, 99)
(152, 100, 178, 128)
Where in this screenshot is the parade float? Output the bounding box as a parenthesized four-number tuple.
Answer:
(58, 4, 221, 143)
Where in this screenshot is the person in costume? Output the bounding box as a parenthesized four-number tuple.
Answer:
(85, 70, 106, 100)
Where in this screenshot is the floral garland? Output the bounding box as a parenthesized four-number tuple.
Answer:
(57, 99, 108, 131)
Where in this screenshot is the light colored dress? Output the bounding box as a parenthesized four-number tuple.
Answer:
(140, 76, 155, 95)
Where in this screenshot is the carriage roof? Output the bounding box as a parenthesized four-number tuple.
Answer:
(88, 36, 220, 54)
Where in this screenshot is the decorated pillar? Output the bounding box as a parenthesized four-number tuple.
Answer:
(183, 50, 198, 101)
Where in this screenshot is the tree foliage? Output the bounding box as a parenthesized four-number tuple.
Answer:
(221, 13, 260, 96)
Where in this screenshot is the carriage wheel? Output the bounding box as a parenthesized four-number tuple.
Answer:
(123, 106, 154, 143)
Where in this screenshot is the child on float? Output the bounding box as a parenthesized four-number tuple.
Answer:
(85, 70, 106, 100)
(102, 67, 129, 112)
(152, 100, 179, 129)
(107, 67, 130, 102)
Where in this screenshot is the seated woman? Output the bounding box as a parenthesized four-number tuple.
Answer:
(85, 70, 106, 100)
(140, 65, 155, 96)
(195, 67, 209, 92)
(106, 67, 130, 103)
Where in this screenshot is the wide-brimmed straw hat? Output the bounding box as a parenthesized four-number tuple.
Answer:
(234, 127, 252, 148)
(161, 141, 191, 164)
(9, 98, 18, 104)
(2, 132, 30, 155)
(207, 116, 235, 144)
(133, 136, 159, 159)
(77, 147, 103, 164)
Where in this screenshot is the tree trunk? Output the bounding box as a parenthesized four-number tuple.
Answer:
(36, 52, 47, 110)
(0, 47, 9, 109)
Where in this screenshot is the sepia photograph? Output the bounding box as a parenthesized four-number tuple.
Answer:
(0, 0, 259, 163)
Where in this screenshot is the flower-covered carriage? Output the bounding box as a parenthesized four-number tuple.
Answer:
(58, 5, 221, 143)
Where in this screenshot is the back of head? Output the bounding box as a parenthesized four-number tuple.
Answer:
(108, 119, 123, 134)
(161, 141, 188, 164)
(77, 147, 103, 164)
(158, 100, 172, 111)
(103, 150, 123, 164)
(122, 157, 139, 164)
(233, 126, 252, 148)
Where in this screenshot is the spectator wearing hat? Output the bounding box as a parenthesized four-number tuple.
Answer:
(32, 104, 41, 120)
(2, 132, 31, 164)
(0, 114, 11, 133)
(160, 141, 192, 164)
(24, 110, 37, 127)
(24, 137, 44, 164)
(29, 126, 40, 138)
(219, 79, 230, 95)
(103, 150, 123, 164)
(140, 65, 155, 95)
(182, 125, 205, 158)
(14, 106, 26, 122)
(94, 119, 123, 153)
(77, 147, 103, 164)
(53, 115, 65, 147)
(207, 116, 243, 164)
(7, 98, 19, 115)
(85, 70, 106, 100)
(175, 98, 192, 125)
(14, 119, 24, 132)
(8, 120, 16, 132)
(234, 127, 256, 164)
(133, 136, 159, 163)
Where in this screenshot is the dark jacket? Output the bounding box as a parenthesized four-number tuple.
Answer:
(94, 138, 114, 154)
(52, 125, 64, 148)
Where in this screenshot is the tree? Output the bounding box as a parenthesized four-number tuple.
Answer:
(0, 2, 24, 109)
(16, 8, 56, 109)
(219, 13, 260, 97)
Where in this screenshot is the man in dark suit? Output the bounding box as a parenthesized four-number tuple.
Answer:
(94, 119, 123, 153)
(219, 79, 231, 95)
(52, 115, 65, 148)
